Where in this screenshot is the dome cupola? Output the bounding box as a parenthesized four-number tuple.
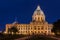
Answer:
(32, 5, 45, 22)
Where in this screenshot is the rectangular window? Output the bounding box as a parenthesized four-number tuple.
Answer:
(34, 26, 36, 30)
(45, 27, 47, 30)
(38, 31, 40, 33)
(19, 28, 20, 30)
(41, 27, 43, 30)
(41, 31, 43, 33)
(38, 28, 40, 30)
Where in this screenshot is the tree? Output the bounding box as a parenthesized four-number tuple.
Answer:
(52, 19, 60, 35)
(9, 26, 19, 34)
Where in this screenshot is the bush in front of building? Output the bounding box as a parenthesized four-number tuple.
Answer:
(52, 19, 60, 36)
(0, 33, 26, 40)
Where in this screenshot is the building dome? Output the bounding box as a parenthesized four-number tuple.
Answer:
(32, 5, 45, 22)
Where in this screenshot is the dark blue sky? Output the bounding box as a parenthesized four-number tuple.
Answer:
(0, 0, 60, 31)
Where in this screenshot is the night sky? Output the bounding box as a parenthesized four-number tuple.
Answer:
(0, 0, 60, 31)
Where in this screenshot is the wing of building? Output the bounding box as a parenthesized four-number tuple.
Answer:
(4, 5, 53, 35)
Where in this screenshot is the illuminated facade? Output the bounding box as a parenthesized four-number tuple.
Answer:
(5, 5, 53, 35)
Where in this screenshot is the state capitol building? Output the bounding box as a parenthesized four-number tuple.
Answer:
(5, 5, 53, 35)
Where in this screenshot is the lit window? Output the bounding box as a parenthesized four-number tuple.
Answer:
(48, 27, 50, 30)
(41, 17, 42, 20)
(31, 28, 32, 29)
(41, 17, 43, 21)
(45, 31, 47, 33)
(35, 31, 36, 33)
(19, 28, 20, 30)
(41, 31, 43, 33)
(45, 27, 47, 30)
(24, 28, 25, 30)
(21, 28, 22, 30)
(38, 28, 40, 30)
(28, 31, 30, 33)
(28, 27, 30, 30)
(21, 31, 22, 33)
(48, 31, 50, 33)
(31, 31, 33, 33)
(38, 31, 40, 33)
(26, 27, 27, 30)
(34, 26, 36, 30)
(26, 31, 27, 33)
(34, 28, 36, 30)
(41, 27, 43, 30)
(35, 17, 36, 20)
(38, 26, 40, 27)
